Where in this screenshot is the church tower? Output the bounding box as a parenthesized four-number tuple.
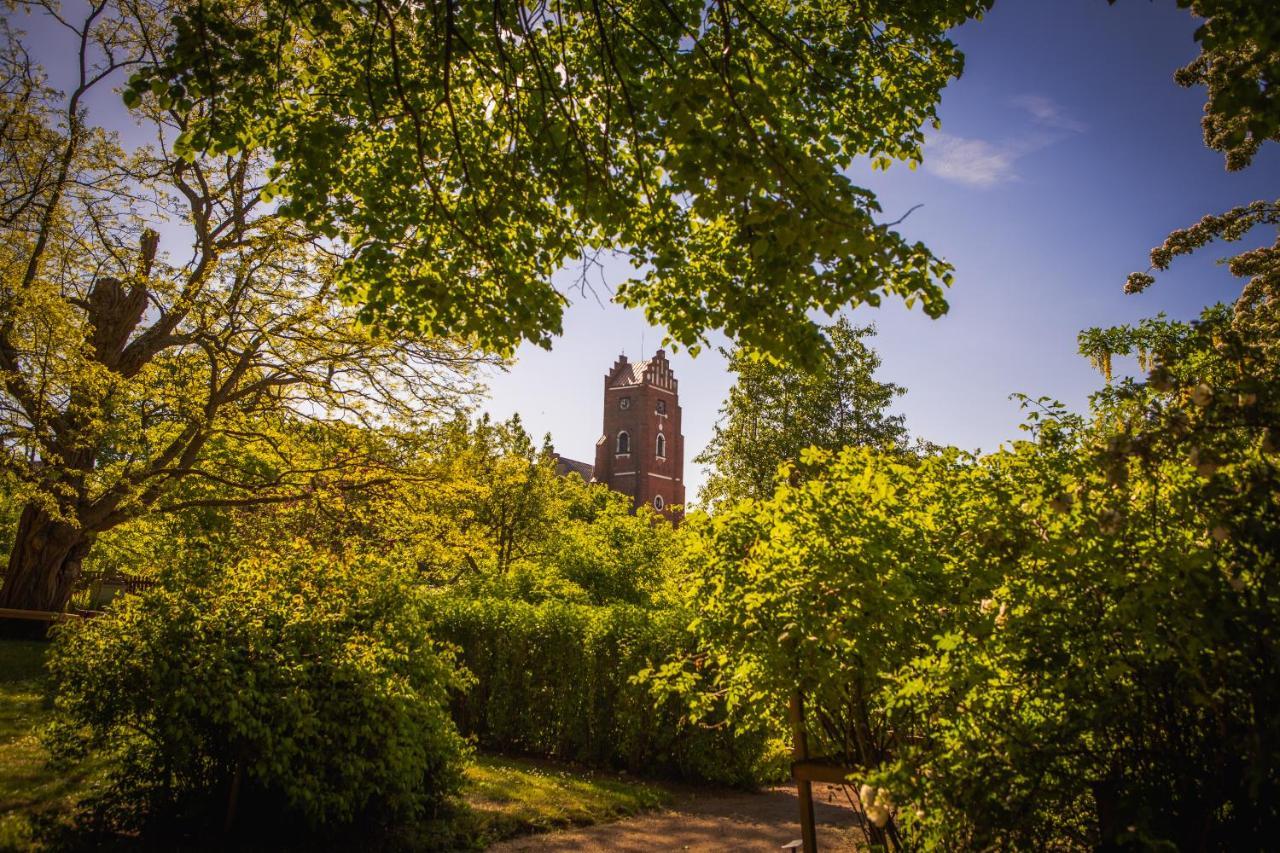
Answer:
(593, 350, 685, 521)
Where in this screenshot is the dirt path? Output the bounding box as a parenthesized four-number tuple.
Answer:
(487, 783, 862, 852)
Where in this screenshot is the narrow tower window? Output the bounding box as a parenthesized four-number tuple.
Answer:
(656, 433, 666, 458)
(656, 399, 667, 415)
(616, 431, 630, 454)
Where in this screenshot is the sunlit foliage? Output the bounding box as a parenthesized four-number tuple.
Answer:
(127, 0, 993, 366)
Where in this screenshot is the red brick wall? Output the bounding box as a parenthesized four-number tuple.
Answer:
(592, 351, 685, 521)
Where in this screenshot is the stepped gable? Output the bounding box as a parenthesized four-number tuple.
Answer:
(606, 352, 678, 391)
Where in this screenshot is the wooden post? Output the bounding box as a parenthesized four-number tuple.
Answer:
(790, 691, 819, 853)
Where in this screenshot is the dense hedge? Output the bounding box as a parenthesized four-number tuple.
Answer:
(428, 595, 776, 786)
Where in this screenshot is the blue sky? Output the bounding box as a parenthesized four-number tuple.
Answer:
(482, 1, 1280, 501)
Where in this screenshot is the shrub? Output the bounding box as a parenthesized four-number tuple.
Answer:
(45, 542, 469, 836)
(678, 306, 1280, 848)
(428, 595, 778, 786)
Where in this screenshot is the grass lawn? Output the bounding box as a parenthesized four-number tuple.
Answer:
(461, 754, 668, 846)
(0, 640, 113, 852)
(0, 639, 669, 851)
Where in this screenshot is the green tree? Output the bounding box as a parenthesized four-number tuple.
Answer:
(533, 481, 678, 606)
(425, 414, 564, 579)
(82, 420, 480, 586)
(2, 0, 997, 612)
(127, 0, 993, 367)
(0, 7, 493, 615)
(425, 414, 680, 603)
(81, 412, 684, 609)
(696, 319, 907, 507)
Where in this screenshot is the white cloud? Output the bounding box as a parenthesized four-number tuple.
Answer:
(924, 134, 1018, 188)
(1010, 94, 1086, 133)
(923, 95, 1085, 189)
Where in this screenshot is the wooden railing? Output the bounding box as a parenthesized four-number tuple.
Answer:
(789, 688, 908, 852)
(788, 691, 861, 852)
(0, 606, 80, 623)
(0, 605, 88, 639)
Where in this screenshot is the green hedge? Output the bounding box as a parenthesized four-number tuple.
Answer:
(428, 596, 774, 786)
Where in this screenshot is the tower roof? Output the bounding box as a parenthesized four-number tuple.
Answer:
(609, 358, 651, 387)
(606, 349, 675, 389)
(552, 453, 595, 481)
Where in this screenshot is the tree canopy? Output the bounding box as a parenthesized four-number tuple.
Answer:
(0, 4, 494, 613)
(126, 0, 993, 367)
(695, 319, 907, 507)
(1161, 0, 1280, 172)
(1122, 0, 1278, 321)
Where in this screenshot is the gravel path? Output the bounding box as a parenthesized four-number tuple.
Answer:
(487, 783, 862, 852)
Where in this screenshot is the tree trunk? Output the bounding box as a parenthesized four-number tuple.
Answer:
(0, 502, 92, 617)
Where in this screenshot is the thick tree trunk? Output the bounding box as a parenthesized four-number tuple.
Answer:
(0, 502, 92, 616)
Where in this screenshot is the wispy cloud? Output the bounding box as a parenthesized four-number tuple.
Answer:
(1010, 94, 1087, 133)
(923, 94, 1085, 189)
(924, 134, 1019, 188)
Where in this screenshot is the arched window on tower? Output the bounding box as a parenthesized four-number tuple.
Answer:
(616, 431, 630, 454)
(656, 433, 666, 458)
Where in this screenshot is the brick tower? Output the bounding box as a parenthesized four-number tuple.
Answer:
(593, 350, 685, 521)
